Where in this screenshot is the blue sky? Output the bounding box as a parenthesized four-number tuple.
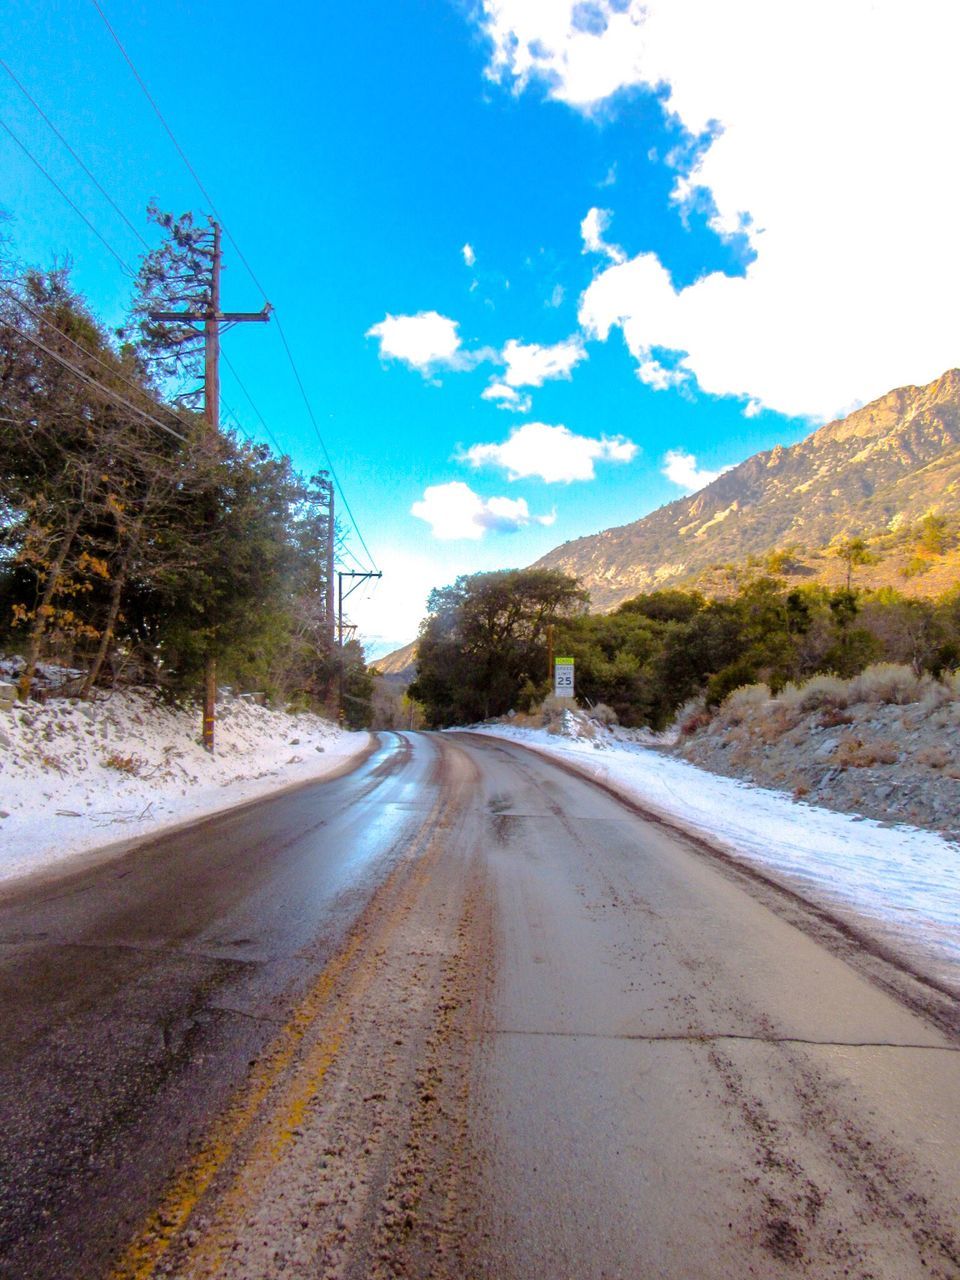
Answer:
(3, 1, 958, 654)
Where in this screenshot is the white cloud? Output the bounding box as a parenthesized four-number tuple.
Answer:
(580, 206, 625, 264)
(501, 336, 587, 387)
(480, 0, 651, 109)
(462, 242, 476, 267)
(482, 382, 534, 413)
(411, 481, 554, 540)
(366, 311, 464, 374)
(476, 1, 960, 420)
(463, 421, 637, 483)
(547, 283, 565, 309)
(661, 448, 723, 492)
(347, 546, 443, 656)
(636, 357, 687, 392)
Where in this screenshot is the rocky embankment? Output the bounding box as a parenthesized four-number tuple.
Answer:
(675, 665, 960, 843)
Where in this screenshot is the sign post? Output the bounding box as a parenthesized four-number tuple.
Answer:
(554, 656, 575, 699)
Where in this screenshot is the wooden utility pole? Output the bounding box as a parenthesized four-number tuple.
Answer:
(149, 221, 271, 752)
(546, 622, 555, 688)
(337, 569, 382, 724)
(326, 480, 336, 648)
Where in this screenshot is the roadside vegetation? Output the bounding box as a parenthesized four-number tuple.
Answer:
(676, 662, 960, 838)
(0, 215, 372, 726)
(411, 567, 960, 731)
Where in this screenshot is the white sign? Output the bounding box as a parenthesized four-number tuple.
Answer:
(554, 656, 575, 698)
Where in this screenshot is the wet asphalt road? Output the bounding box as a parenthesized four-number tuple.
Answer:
(0, 732, 430, 1280)
(4, 729, 960, 1280)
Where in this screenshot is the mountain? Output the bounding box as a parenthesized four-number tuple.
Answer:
(534, 369, 960, 609)
(372, 639, 418, 681)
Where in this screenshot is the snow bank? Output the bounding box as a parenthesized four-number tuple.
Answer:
(472, 721, 960, 992)
(0, 686, 369, 886)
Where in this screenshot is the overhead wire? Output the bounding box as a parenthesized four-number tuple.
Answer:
(218, 392, 255, 444)
(5, 288, 282, 461)
(334, 526, 366, 571)
(0, 116, 135, 278)
(0, 57, 150, 252)
(0, 282, 203, 441)
(221, 349, 287, 457)
(0, 87, 282, 461)
(273, 316, 378, 572)
(88, 0, 379, 573)
(2, 315, 188, 444)
(88, 0, 270, 305)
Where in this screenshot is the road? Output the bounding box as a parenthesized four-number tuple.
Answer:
(2, 730, 959, 1279)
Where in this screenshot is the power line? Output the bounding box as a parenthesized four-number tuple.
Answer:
(334, 518, 367, 571)
(0, 115, 135, 278)
(89, 0, 378, 573)
(88, 0, 269, 306)
(0, 282, 203, 441)
(274, 315, 378, 572)
(1, 315, 188, 444)
(5, 264, 286, 469)
(0, 57, 149, 252)
(218, 392, 255, 445)
(221, 349, 287, 457)
(5, 291, 289, 468)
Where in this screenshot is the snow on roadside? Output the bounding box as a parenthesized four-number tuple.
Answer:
(0, 688, 369, 886)
(472, 721, 960, 993)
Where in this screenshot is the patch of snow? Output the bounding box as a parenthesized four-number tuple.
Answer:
(0, 686, 369, 886)
(473, 721, 960, 993)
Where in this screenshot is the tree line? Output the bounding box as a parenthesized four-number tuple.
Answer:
(410, 567, 960, 729)
(0, 213, 372, 726)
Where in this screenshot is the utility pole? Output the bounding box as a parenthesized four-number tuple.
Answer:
(326, 482, 336, 648)
(149, 221, 271, 752)
(337, 569, 382, 724)
(546, 622, 555, 688)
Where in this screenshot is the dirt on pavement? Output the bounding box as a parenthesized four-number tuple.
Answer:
(111, 741, 495, 1280)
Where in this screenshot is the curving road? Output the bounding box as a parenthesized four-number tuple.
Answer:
(2, 730, 959, 1279)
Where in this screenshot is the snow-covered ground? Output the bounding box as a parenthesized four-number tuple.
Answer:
(473, 714, 960, 994)
(0, 681, 369, 886)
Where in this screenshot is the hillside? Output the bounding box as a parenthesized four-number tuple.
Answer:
(534, 369, 960, 609)
(373, 639, 418, 681)
(0, 655, 368, 884)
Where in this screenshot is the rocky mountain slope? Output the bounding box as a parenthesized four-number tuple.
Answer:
(535, 369, 960, 609)
(676, 665, 960, 844)
(373, 639, 418, 679)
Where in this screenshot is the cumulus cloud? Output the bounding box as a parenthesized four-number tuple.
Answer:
(661, 448, 723, 493)
(580, 207, 625, 264)
(482, 382, 534, 413)
(463, 421, 637, 483)
(636, 356, 687, 391)
(411, 481, 554, 540)
(480, 336, 587, 410)
(366, 311, 464, 374)
(501, 336, 587, 387)
(462, 242, 476, 267)
(476, 0, 960, 420)
(480, 0, 650, 108)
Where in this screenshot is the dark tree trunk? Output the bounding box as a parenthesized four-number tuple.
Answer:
(18, 508, 82, 702)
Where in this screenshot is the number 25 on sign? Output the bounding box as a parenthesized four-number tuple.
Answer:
(554, 656, 575, 698)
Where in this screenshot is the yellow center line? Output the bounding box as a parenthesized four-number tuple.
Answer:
(187, 839, 449, 1277)
(110, 791, 447, 1280)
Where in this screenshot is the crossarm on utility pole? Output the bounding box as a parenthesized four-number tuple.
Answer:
(146, 222, 271, 753)
(147, 307, 272, 323)
(336, 570, 383, 726)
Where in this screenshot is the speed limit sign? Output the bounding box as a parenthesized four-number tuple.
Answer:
(554, 656, 575, 698)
